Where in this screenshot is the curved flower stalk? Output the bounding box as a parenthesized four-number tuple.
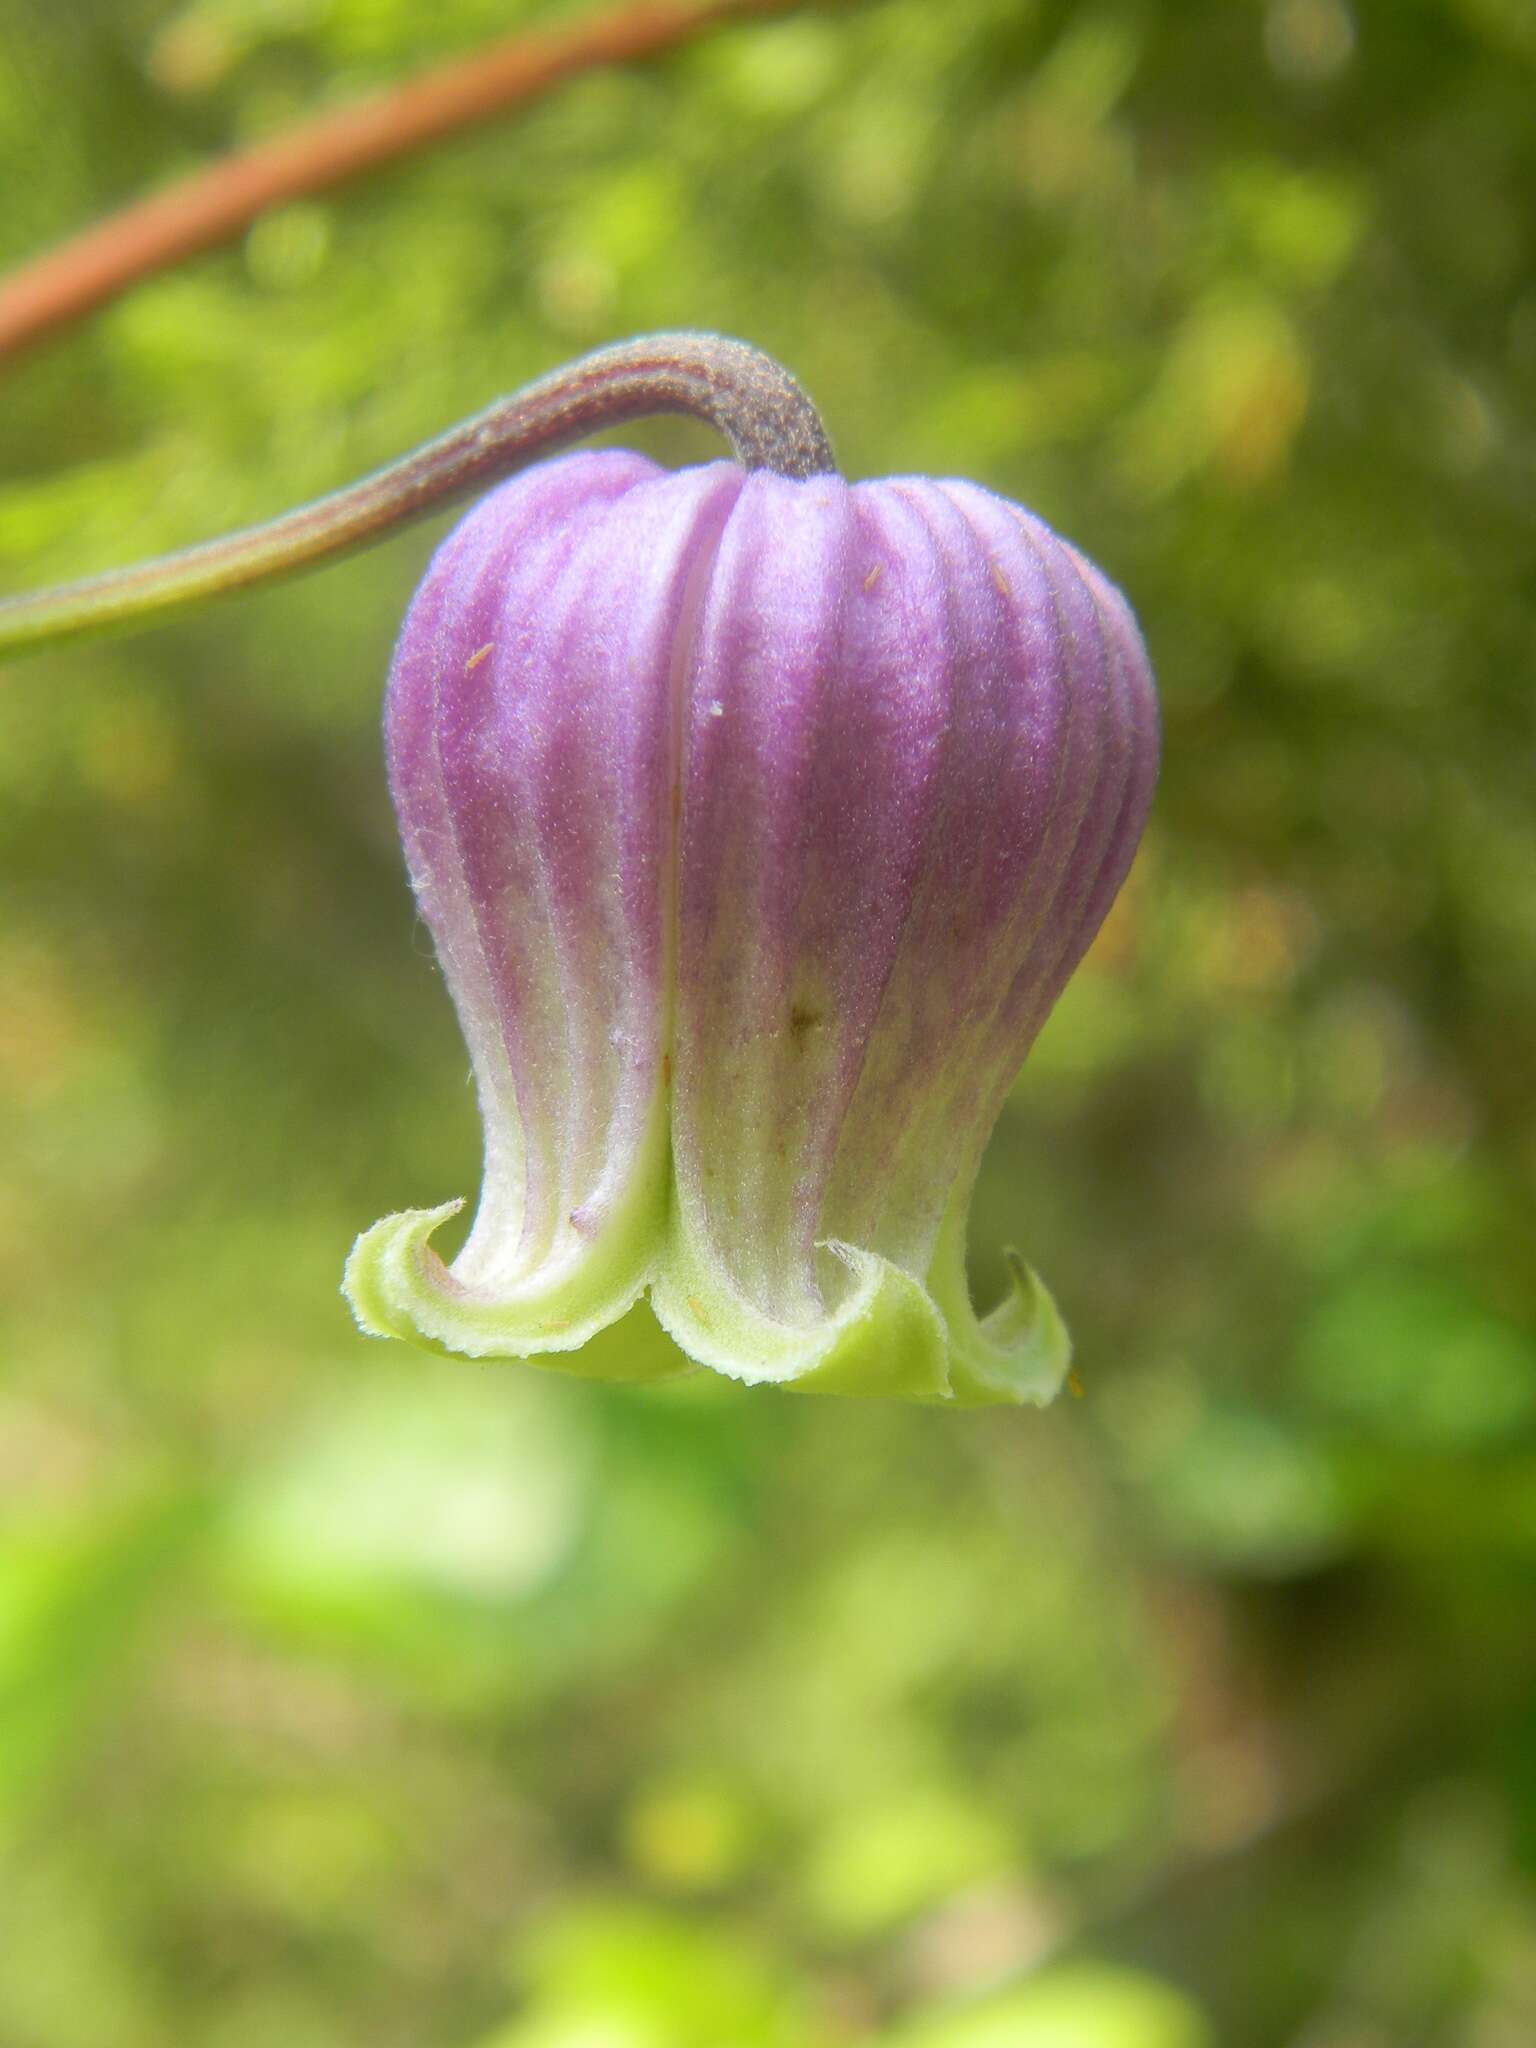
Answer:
(346, 436, 1159, 1403)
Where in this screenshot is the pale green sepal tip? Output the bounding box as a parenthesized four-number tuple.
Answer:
(344, 1200, 468, 1357)
(342, 1199, 687, 1381)
(649, 1228, 951, 1400)
(936, 1249, 1072, 1409)
(925, 1197, 1073, 1408)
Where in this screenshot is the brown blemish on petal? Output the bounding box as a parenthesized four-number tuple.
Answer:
(863, 563, 883, 593)
(661, 1051, 672, 1088)
(465, 641, 494, 672)
(788, 1001, 821, 1043)
(991, 563, 1011, 600)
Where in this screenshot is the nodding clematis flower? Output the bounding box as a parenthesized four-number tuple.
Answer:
(344, 340, 1158, 1404)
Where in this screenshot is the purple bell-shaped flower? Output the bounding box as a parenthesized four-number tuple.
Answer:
(345, 348, 1157, 1403)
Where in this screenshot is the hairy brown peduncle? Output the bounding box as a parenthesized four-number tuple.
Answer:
(0, 332, 837, 664)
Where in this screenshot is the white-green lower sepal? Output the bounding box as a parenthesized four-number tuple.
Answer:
(343, 1199, 682, 1380)
(650, 1222, 951, 1399)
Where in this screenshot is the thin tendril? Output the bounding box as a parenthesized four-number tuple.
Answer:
(0, 331, 837, 664)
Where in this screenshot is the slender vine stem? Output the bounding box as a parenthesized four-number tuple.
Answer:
(0, 0, 812, 366)
(0, 333, 836, 664)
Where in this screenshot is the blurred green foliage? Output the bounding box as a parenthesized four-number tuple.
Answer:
(2, 0, 1535, 2043)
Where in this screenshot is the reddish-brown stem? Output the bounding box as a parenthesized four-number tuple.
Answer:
(0, 0, 810, 367)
